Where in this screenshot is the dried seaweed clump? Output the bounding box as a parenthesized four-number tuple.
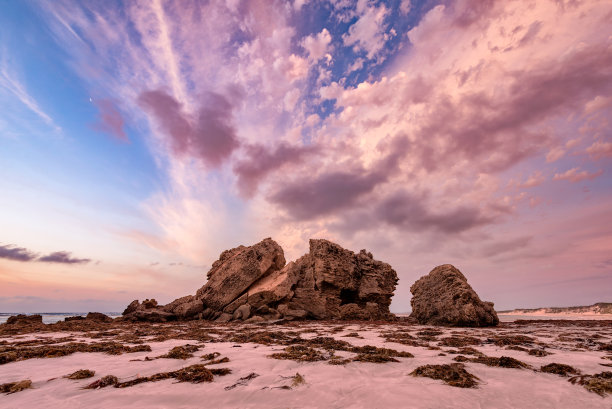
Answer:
(270, 345, 328, 362)
(0, 380, 32, 394)
(528, 349, 551, 357)
(540, 363, 580, 377)
(86, 364, 231, 389)
(471, 356, 531, 369)
(291, 372, 306, 387)
(85, 375, 119, 389)
(410, 363, 479, 388)
(492, 335, 535, 347)
(349, 345, 413, 363)
(66, 369, 95, 379)
(160, 344, 200, 359)
(568, 372, 612, 396)
(224, 373, 259, 391)
(0, 342, 152, 365)
(439, 336, 481, 348)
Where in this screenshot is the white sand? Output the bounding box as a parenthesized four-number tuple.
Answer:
(1, 322, 611, 409)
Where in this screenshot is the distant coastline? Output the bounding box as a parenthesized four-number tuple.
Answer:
(498, 302, 612, 317)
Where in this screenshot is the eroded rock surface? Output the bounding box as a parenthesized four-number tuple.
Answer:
(409, 264, 499, 327)
(121, 238, 398, 322)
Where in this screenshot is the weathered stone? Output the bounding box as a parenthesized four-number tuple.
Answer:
(276, 239, 398, 320)
(232, 304, 251, 321)
(86, 312, 113, 322)
(123, 300, 140, 315)
(6, 314, 43, 325)
(123, 310, 174, 323)
(120, 237, 399, 322)
(174, 299, 204, 319)
(282, 308, 308, 320)
(409, 264, 499, 327)
(223, 293, 248, 314)
(244, 315, 265, 324)
(216, 313, 232, 323)
(142, 299, 158, 309)
(196, 238, 285, 311)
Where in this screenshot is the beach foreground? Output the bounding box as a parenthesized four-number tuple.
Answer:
(1, 319, 611, 409)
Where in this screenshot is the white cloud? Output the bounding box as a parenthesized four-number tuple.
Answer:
(301, 28, 332, 61)
(342, 3, 389, 59)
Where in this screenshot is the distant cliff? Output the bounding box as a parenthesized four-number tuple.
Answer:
(499, 302, 612, 315)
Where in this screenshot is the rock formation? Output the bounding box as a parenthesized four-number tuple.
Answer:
(6, 314, 43, 326)
(121, 238, 398, 322)
(409, 264, 499, 327)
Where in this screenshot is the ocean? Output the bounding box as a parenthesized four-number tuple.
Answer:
(0, 312, 122, 324)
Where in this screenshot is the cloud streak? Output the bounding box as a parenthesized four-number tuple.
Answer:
(0, 244, 90, 265)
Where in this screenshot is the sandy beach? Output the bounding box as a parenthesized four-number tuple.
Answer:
(1, 319, 611, 409)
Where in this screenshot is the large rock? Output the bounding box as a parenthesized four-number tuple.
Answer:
(86, 312, 113, 322)
(409, 264, 499, 327)
(195, 238, 285, 311)
(6, 314, 43, 326)
(121, 238, 398, 322)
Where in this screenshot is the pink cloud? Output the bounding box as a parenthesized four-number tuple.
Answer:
(301, 28, 332, 61)
(93, 98, 127, 141)
(234, 142, 319, 198)
(519, 171, 546, 188)
(586, 141, 612, 160)
(553, 167, 603, 183)
(0, 244, 37, 262)
(38, 251, 90, 265)
(138, 89, 240, 168)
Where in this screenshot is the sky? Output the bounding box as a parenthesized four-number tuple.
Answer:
(0, 0, 611, 313)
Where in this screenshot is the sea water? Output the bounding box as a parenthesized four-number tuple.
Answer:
(0, 312, 121, 324)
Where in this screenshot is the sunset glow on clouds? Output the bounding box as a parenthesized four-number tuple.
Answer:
(0, 0, 611, 312)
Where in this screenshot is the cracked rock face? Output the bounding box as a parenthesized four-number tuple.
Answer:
(409, 264, 499, 327)
(121, 238, 398, 322)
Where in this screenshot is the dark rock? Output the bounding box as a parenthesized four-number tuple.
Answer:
(276, 239, 398, 320)
(232, 304, 251, 321)
(123, 300, 140, 315)
(195, 238, 285, 311)
(121, 238, 398, 322)
(216, 313, 232, 323)
(64, 316, 86, 322)
(86, 312, 113, 322)
(6, 314, 43, 325)
(409, 264, 499, 327)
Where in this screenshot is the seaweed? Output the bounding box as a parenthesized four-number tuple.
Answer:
(291, 372, 306, 387)
(0, 342, 151, 365)
(568, 372, 612, 396)
(471, 356, 531, 369)
(201, 352, 221, 361)
(160, 344, 200, 359)
(84, 375, 119, 389)
(528, 348, 551, 357)
(439, 336, 481, 347)
(540, 363, 580, 376)
(352, 353, 399, 363)
(410, 363, 479, 388)
(269, 345, 327, 362)
(491, 335, 535, 347)
(224, 373, 259, 390)
(65, 369, 95, 379)
(0, 380, 32, 394)
(328, 357, 352, 365)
